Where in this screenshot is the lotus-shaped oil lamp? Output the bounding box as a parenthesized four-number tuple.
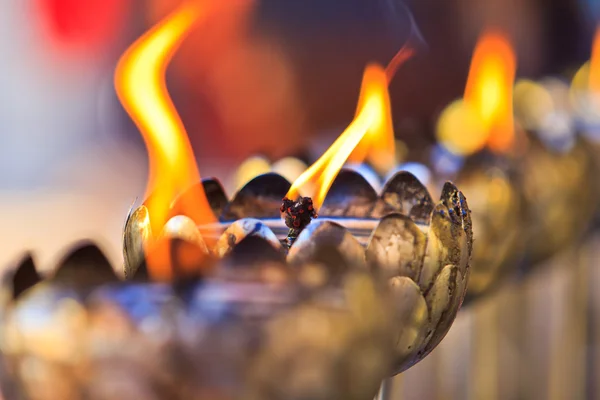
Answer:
(570, 26, 600, 153)
(430, 31, 596, 299)
(434, 31, 596, 292)
(0, 4, 474, 398)
(427, 31, 530, 302)
(560, 30, 600, 229)
(429, 30, 595, 298)
(449, 156, 523, 299)
(119, 6, 472, 381)
(515, 133, 596, 265)
(513, 73, 598, 265)
(124, 168, 473, 375)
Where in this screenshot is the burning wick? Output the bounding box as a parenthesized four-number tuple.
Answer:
(280, 196, 318, 245)
(278, 47, 414, 246)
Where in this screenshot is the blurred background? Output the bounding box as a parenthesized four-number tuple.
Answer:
(0, 0, 599, 398)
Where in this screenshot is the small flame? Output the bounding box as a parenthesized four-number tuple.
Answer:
(570, 25, 600, 106)
(437, 31, 516, 156)
(463, 30, 516, 153)
(589, 26, 600, 92)
(347, 46, 415, 173)
(287, 63, 391, 209)
(115, 2, 216, 233)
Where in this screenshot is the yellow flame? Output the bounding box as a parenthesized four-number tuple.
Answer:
(590, 27, 600, 92)
(287, 63, 391, 209)
(437, 31, 516, 155)
(347, 46, 414, 174)
(572, 26, 600, 92)
(115, 2, 216, 234)
(464, 30, 516, 153)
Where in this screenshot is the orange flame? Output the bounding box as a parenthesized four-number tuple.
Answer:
(589, 26, 600, 92)
(464, 30, 516, 153)
(287, 63, 392, 209)
(115, 2, 217, 234)
(347, 45, 414, 173)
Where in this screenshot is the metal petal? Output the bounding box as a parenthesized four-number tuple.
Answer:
(252, 272, 392, 400)
(123, 204, 152, 280)
(214, 218, 282, 258)
(217, 236, 289, 285)
(221, 173, 291, 221)
(457, 170, 516, 299)
(319, 169, 378, 218)
(11, 255, 41, 300)
(520, 140, 595, 264)
(422, 264, 467, 357)
(387, 276, 429, 374)
(419, 185, 470, 291)
(287, 220, 367, 274)
(439, 182, 472, 276)
(457, 191, 473, 261)
(379, 171, 434, 224)
(54, 243, 119, 286)
(160, 215, 209, 255)
(366, 213, 427, 282)
(3, 284, 87, 366)
(169, 178, 228, 219)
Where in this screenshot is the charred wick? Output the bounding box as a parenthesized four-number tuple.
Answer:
(280, 196, 318, 246)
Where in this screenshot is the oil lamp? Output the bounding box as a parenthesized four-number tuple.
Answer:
(431, 31, 525, 300)
(435, 30, 597, 291)
(563, 27, 600, 229)
(122, 53, 473, 377)
(0, 2, 474, 399)
(513, 70, 598, 266)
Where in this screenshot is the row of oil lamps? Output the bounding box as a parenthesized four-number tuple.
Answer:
(230, 33, 600, 303)
(0, 117, 594, 400)
(1, 14, 600, 400)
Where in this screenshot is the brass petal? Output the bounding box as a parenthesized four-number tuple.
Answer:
(319, 169, 378, 218)
(419, 184, 469, 291)
(214, 218, 282, 258)
(457, 169, 518, 299)
(160, 215, 209, 255)
(379, 171, 434, 224)
(287, 220, 367, 272)
(54, 243, 119, 287)
(11, 255, 41, 300)
(123, 204, 152, 279)
(422, 264, 467, 356)
(221, 173, 291, 221)
(366, 213, 427, 282)
(387, 276, 429, 374)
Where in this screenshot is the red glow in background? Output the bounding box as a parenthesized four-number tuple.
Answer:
(35, 0, 130, 53)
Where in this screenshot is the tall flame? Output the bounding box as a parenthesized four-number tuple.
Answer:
(115, 2, 216, 233)
(463, 30, 516, 153)
(287, 63, 391, 209)
(347, 46, 415, 173)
